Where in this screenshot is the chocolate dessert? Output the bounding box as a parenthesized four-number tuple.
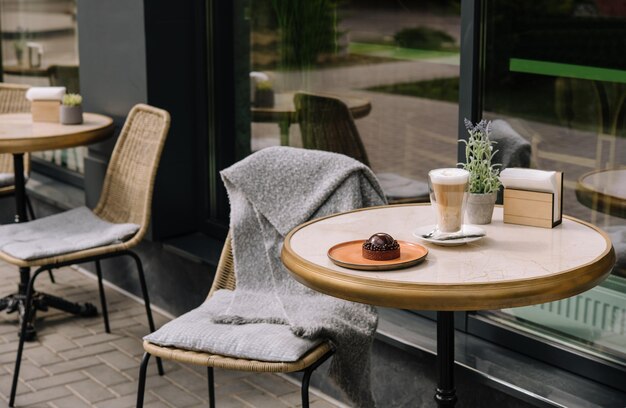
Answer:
(362, 233, 400, 261)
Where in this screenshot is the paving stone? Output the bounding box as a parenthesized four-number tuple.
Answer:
(14, 385, 72, 406)
(83, 363, 131, 387)
(66, 378, 116, 403)
(97, 350, 139, 371)
(110, 337, 144, 357)
(95, 392, 156, 408)
(39, 333, 78, 353)
(59, 342, 114, 361)
(280, 390, 319, 406)
(235, 390, 291, 408)
(48, 394, 92, 408)
(161, 367, 207, 392)
(246, 373, 298, 397)
(46, 356, 102, 375)
(216, 378, 258, 396)
(149, 384, 204, 407)
(310, 400, 340, 408)
(73, 332, 121, 347)
(24, 345, 64, 367)
(29, 370, 84, 391)
(6, 360, 48, 380)
(143, 400, 171, 408)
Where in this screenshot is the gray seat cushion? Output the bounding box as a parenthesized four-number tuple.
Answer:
(0, 173, 14, 188)
(0, 206, 139, 260)
(144, 291, 321, 362)
(377, 172, 429, 200)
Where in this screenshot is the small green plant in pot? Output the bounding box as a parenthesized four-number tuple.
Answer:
(60, 93, 83, 125)
(458, 119, 502, 224)
(254, 80, 275, 108)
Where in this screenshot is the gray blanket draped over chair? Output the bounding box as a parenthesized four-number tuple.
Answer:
(215, 146, 386, 407)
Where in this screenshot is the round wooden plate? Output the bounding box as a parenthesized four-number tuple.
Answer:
(327, 240, 428, 271)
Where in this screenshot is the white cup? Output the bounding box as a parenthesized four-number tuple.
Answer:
(428, 168, 470, 234)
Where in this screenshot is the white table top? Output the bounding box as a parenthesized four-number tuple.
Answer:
(282, 205, 615, 310)
(579, 169, 626, 201)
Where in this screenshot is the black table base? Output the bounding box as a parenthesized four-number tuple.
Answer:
(0, 153, 98, 340)
(435, 311, 457, 407)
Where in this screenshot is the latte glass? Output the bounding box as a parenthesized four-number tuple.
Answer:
(428, 168, 470, 234)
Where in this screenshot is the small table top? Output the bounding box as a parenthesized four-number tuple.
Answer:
(576, 169, 626, 219)
(251, 92, 371, 123)
(282, 205, 615, 311)
(3, 65, 49, 77)
(0, 112, 114, 153)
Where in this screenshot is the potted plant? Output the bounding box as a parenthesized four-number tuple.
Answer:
(254, 80, 275, 108)
(459, 119, 502, 224)
(60, 93, 83, 125)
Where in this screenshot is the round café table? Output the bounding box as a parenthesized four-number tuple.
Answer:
(576, 169, 626, 219)
(281, 205, 615, 407)
(0, 112, 114, 338)
(251, 92, 371, 146)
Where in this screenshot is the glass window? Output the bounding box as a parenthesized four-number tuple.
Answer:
(246, 0, 461, 197)
(1, 0, 83, 174)
(480, 0, 626, 368)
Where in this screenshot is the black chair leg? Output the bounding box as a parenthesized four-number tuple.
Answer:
(127, 251, 164, 375)
(95, 260, 110, 333)
(207, 367, 215, 408)
(25, 194, 35, 221)
(300, 349, 335, 408)
(136, 352, 151, 408)
(9, 267, 47, 408)
(47, 270, 56, 283)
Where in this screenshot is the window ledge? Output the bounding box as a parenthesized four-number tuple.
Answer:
(377, 308, 626, 408)
(162, 232, 224, 266)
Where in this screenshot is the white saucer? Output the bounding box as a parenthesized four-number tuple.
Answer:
(413, 225, 486, 246)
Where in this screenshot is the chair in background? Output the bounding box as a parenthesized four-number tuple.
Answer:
(0, 83, 36, 220)
(4, 104, 170, 407)
(294, 92, 429, 203)
(137, 232, 334, 408)
(47, 64, 80, 94)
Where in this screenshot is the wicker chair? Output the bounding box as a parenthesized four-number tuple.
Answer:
(6, 104, 171, 407)
(137, 232, 335, 408)
(0, 83, 35, 219)
(294, 92, 429, 203)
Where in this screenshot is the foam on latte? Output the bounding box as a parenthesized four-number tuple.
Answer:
(428, 168, 469, 233)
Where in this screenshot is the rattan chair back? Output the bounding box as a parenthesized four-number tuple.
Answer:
(93, 104, 170, 244)
(294, 92, 370, 166)
(0, 83, 31, 181)
(207, 232, 236, 299)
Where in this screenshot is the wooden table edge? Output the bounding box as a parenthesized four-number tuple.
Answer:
(281, 204, 616, 311)
(576, 169, 626, 217)
(0, 113, 115, 153)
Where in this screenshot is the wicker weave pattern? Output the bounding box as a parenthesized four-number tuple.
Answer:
(146, 230, 333, 372)
(0, 83, 31, 195)
(93, 104, 170, 243)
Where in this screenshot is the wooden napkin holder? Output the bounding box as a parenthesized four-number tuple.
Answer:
(31, 100, 60, 123)
(503, 172, 563, 228)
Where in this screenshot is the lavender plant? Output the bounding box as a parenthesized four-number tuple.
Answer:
(458, 119, 502, 194)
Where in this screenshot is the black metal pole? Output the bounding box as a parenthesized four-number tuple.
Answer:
(435, 311, 457, 407)
(13, 154, 30, 298)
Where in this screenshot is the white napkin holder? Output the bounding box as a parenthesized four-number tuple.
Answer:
(503, 171, 563, 228)
(26, 87, 66, 123)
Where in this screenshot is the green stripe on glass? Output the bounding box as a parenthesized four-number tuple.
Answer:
(509, 58, 626, 84)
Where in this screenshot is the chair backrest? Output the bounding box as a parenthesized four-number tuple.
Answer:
(0, 83, 31, 175)
(93, 104, 170, 243)
(207, 231, 236, 299)
(47, 65, 80, 94)
(294, 92, 371, 166)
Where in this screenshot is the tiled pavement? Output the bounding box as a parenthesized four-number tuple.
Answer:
(0, 261, 343, 408)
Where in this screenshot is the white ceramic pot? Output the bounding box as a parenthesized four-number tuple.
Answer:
(60, 105, 83, 125)
(466, 192, 497, 224)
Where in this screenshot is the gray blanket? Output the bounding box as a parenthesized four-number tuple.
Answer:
(214, 146, 386, 407)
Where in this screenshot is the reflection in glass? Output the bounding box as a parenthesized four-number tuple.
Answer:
(480, 0, 626, 368)
(0, 0, 83, 173)
(248, 0, 461, 198)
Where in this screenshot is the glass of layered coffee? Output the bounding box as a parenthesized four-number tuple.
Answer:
(428, 168, 470, 235)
